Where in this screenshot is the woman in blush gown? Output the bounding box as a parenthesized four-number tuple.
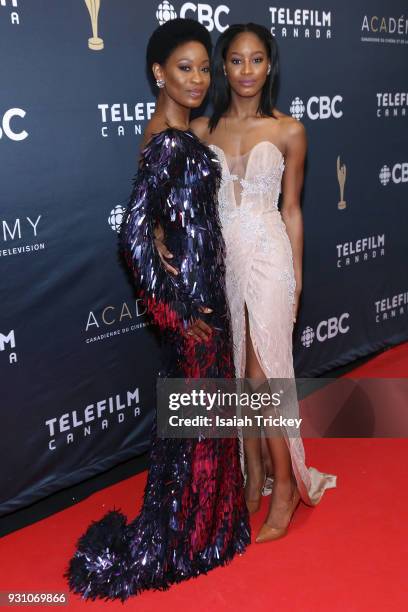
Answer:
(190, 23, 337, 543)
(64, 19, 249, 602)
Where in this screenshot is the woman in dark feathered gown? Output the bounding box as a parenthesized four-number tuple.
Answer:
(64, 19, 250, 601)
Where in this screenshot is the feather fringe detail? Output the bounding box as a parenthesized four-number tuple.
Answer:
(64, 508, 249, 602)
(120, 128, 225, 332)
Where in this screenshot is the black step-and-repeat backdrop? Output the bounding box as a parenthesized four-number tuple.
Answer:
(1, 1, 407, 515)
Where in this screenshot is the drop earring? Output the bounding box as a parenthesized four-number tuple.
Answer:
(156, 79, 165, 88)
(267, 65, 271, 75)
(223, 66, 227, 76)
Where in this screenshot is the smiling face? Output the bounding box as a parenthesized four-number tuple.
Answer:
(153, 41, 210, 109)
(224, 31, 270, 99)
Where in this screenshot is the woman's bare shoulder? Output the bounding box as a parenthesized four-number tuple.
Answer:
(190, 116, 211, 141)
(272, 109, 306, 138)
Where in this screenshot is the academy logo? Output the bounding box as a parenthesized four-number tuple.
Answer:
(0, 329, 17, 364)
(0, 0, 21, 25)
(361, 14, 408, 45)
(84, 0, 104, 50)
(84, 299, 149, 344)
(1, 214, 45, 259)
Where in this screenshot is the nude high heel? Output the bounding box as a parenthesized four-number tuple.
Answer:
(245, 475, 267, 514)
(246, 499, 261, 514)
(255, 487, 301, 543)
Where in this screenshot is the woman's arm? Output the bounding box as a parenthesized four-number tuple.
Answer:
(123, 129, 214, 339)
(280, 119, 307, 321)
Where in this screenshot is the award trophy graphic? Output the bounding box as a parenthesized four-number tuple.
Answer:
(84, 0, 104, 50)
(337, 155, 347, 210)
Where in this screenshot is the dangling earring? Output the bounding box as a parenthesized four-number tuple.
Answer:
(223, 66, 227, 76)
(156, 79, 165, 88)
(267, 65, 271, 75)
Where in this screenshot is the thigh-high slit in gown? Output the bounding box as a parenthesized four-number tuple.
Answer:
(209, 141, 337, 505)
(64, 129, 250, 601)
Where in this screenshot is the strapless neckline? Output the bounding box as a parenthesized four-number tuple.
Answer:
(210, 140, 285, 168)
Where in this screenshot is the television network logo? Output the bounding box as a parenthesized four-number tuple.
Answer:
(379, 163, 408, 186)
(300, 313, 350, 348)
(156, 1, 230, 32)
(0, 108, 28, 141)
(290, 96, 343, 121)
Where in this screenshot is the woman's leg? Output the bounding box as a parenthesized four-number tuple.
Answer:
(242, 307, 265, 510)
(244, 305, 299, 534)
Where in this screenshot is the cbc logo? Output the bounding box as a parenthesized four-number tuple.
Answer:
(0, 108, 28, 141)
(108, 205, 126, 233)
(156, 1, 229, 32)
(290, 96, 343, 121)
(301, 313, 350, 348)
(379, 163, 408, 186)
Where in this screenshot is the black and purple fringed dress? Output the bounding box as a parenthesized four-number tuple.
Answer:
(64, 128, 250, 601)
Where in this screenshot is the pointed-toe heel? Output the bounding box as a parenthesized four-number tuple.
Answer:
(255, 523, 287, 543)
(256, 488, 301, 543)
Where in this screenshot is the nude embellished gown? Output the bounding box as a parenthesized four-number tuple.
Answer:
(209, 140, 337, 505)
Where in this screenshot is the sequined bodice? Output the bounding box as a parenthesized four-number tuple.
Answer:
(210, 141, 285, 216)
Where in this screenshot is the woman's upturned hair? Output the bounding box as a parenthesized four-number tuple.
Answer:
(146, 18, 212, 89)
(209, 23, 279, 131)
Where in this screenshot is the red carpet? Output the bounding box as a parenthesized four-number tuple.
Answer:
(1, 343, 407, 611)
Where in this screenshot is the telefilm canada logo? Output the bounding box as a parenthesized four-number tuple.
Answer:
(0, 108, 28, 141)
(97, 102, 156, 138)
(45, 388, 142, 450)
(0, 214, 45, 259)
(379, 162, 408, 186)
(0, 329, 17, 365)
(374, 291, 408, 324)
(84, 299, 149, 344)
(290, 95, 342, 121)
(376, 93, 407, 118)
(336, 235, 385, 269)
(269, 7, 332, 39)
(361, 14, 408, 45)
(0, 0, 21, 25)
(300, 313, 350, 348)
(156, 1, 230, 32)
